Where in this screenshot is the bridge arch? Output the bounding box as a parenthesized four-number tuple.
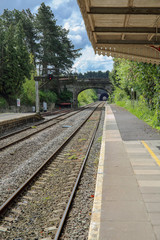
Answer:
(76, 87, 110, 101)
(59, 78, 113, 108)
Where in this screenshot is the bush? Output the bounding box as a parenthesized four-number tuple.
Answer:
(39, 90, 57, 103)
(21, 78, 36, 106)
(60, 90, 73, 102)
(78, 89, 98, 106)
(112, 90, 160, 130)
(0, 97, 8, 108)
(113, 88, 129, 102)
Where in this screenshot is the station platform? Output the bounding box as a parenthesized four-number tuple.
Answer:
(89, 104, 160, 240)
(0, 112, 42, 135)
(0, 112, 36, 123)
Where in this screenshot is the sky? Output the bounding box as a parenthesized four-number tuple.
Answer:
(0, 0, 113, 73)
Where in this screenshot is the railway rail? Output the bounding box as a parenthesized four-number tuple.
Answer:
(0, 103, 95, 151)
(0, 102, 99, 206)
(0, 109, 70, 139)
(0, 102, 104, 239)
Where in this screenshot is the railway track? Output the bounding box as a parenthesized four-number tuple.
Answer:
(0, 109, 71, 140)
(0, 103, 95, 151)
(0, 102, 99, 204)
(0, 102, 104, 239)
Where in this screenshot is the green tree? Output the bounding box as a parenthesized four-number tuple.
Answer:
(36, 3, 59, 74)
(36, 3, 81, 73)
(0, 21, 33, 104)
(2, 9, 37, 60)
(77, 70, 110, 79)
(111, 58, 160, 126)
(78, 89, 98, 106)
(35, 3, 81, 95)
(55, 27, 81, 72)
(14, 9, 38, 60)
(0, 5, 81, 106)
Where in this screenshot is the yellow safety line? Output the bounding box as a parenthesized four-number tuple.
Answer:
(141, 140, 160, 167)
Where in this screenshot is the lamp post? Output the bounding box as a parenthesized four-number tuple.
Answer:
(34, 72, 54, 113)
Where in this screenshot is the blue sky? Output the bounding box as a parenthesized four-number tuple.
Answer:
(0, 0, 113, 73)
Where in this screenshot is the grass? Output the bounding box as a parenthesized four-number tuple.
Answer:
(97, 136, 102, 143)
(115, 99, 160, 131)
(43, 196, 51, 201)
(94, 158, 99, 166)
(68, 154, 77, 160)
(78, 138, 87, 142)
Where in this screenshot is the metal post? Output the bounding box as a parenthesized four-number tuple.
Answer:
(35, 81, 40, 113)
(72, 76, 78, 108)
(131, 88, 134, 108)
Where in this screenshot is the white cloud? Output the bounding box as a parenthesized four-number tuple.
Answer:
(69, 34, 82, 44)
(62, 10, 88, 49)
(51, 0, 71, 10)
(73, 45, 113, 73)
(63, 11, 85, 33)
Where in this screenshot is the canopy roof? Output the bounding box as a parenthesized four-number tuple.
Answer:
(77, 0, 160, 64)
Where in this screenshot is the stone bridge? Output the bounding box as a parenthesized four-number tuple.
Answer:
(59, 78, 113, 107)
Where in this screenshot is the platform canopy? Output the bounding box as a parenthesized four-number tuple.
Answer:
(77, 0, 160, 65)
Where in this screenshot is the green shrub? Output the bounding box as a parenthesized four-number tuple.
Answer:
(113, 88, 129, 102)
(60, 89, 73, 102)
(39, 90, 57, 103)
(78, 89, 98, 106)
(21, 78, 36, 106)
(0, 97, 8, 108)
(113, 91, 160, 130)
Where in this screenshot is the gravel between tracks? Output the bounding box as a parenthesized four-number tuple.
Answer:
(0, 105, 99, 206)
(60, 106, 105, 239)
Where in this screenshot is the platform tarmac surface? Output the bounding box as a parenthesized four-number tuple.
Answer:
(0, 112, 36, 123)
(88, 104, 160, 240)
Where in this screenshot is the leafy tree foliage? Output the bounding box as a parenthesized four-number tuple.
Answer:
(110, 58, 160, 126)
(59, 88, 73, 102)
(21, 78, 35, 105)
(35, 3, 81, 95)
(35, 3, 80, 74)
(35, 3, 58, 73)
(39, 90, 57, 104)
(0, 3, 81, 105)
(78, 89, 98, 106)
(0, 20, 33, 104)
(77, 70, 110, 79)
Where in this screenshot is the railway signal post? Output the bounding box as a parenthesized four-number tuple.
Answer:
(34, 76, 41, 113)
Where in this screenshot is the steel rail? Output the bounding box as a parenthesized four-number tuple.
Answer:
(54, 103, 104, 240)
(0, 102, 95, 140)
(0, 103, 96, 151)
(0, 102, 102, 216)
(0, 112, 68, 140)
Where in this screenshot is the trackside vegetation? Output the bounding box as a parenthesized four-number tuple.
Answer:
(110, 59, 160, 130)
(0, 3, 80, 109)
(78, 89, 98, 106)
